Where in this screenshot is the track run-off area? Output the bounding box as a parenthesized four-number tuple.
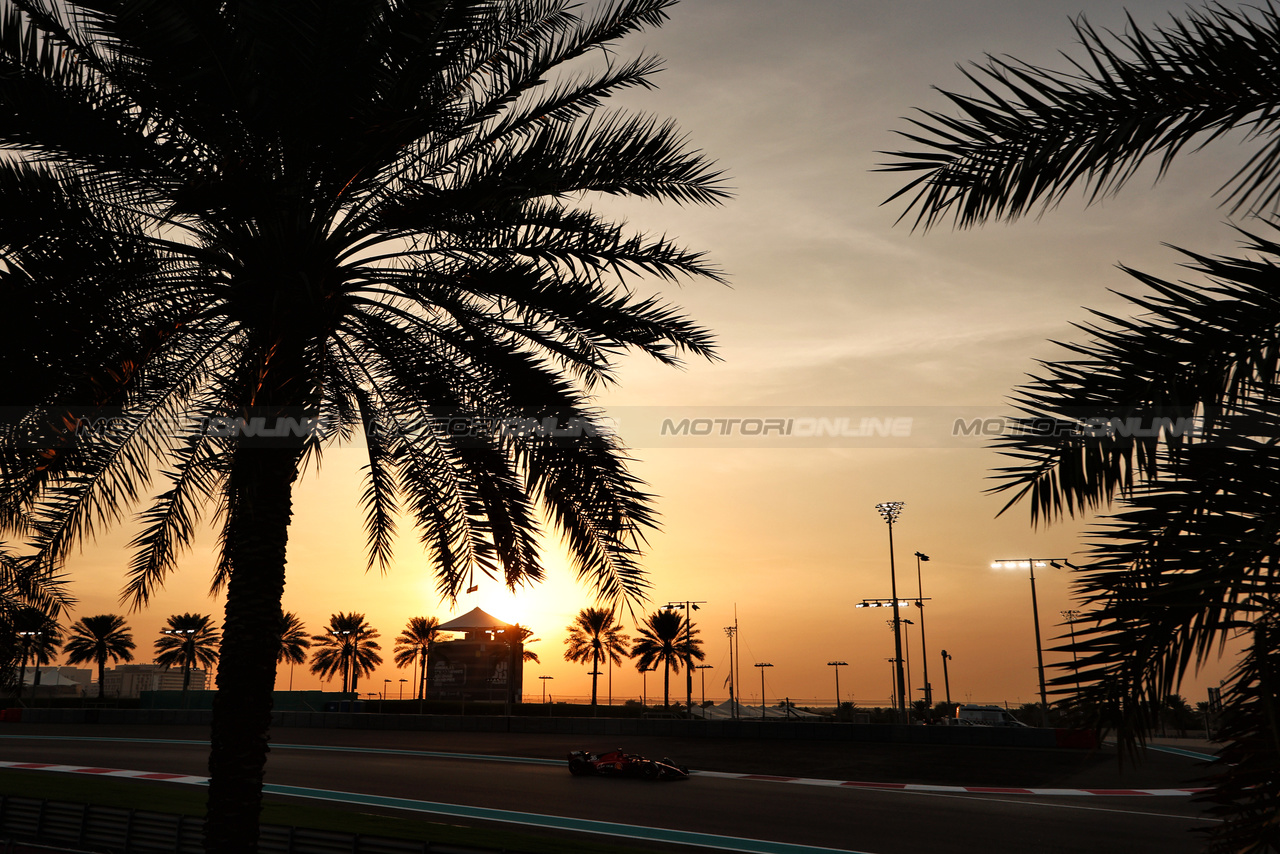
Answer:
(0, 727, 1220, 854)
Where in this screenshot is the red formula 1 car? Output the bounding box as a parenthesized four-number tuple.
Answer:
(567, 749, 690, 781)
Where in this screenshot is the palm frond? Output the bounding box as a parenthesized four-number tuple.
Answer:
(882, 4, 1280, 228)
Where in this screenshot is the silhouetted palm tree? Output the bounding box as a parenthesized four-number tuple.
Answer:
(276, 612, 310, 691)
(0, 3, 723, 847)
(0, 552, 69, 698)
(310, 613, 382, 694)
(883, 8, 1280, 849)
(6, 607, 62, 702)
(510, 625, 541, 665)
(154, 614, 221, 694)
(630, 609, 704, 709)
(564, 607, 630, 709)
(393, 616, 442, 701)
(64, 615, 136, 699)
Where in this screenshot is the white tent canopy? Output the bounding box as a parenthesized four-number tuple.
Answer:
(435, 607, 515, 633)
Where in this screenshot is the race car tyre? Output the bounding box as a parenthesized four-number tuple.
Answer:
(568, 758, 592, 776)
(642, 762, 660, 779)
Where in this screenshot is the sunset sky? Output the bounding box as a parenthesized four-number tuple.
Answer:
(58, 0, 1253, 709)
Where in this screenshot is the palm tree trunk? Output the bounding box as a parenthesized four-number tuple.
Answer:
(16, 643, 27, 703)
(97, 657, 105, 699)
(421, 644, 429, 702)
(663, 659, 670, 709)
(590, 646, 599, 709)
(350, 641, 359, 694)
(204, 443, 300, 853)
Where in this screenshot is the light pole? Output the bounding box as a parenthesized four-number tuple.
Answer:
(30, 632, 44, 702)
(398, 678, 407, 700)
(755, 663, 772, 719)
(887, 618, 917, 715)
(695, 664, 713, 711)
(1061, 610, 1083, 695)
(418, 643, 429, 703)
(991, 558, 1073, 723)
(941, 650, 953, 705)
(16, 631, 41, 704)
(664, 600, 705, 717)
(876, 501, 908, 722)
(723, 626, 737, 719)
(161, 627, 198, 701)
(539, 675, 553, 704)
(857, 597, 923, 712)
(827, 661, 847, 715)
(330, 629, 353, 694)
(914, 551, 932, 707)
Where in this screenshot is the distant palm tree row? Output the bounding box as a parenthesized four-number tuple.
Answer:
(563, 607, 705, 710)
(15, 606, 703, 706)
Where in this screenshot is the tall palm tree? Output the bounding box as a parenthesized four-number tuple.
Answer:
(883, 8, 1280, 849)
(0, 2, 723, 847)
(310, 613, 382, 694)
(393, 616, 442, 701)
(64, 615, 136, 699)
(630, 609, 704, 709)
(154, 614, 221, 694)
(276, 612, 310, 691)
(564, 607, 630, 709)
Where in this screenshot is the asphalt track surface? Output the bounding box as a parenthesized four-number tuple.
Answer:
(0, 724, 1218, 854)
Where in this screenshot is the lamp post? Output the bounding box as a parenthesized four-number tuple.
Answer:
(827, 661, 847, 714)
(330, 629, 354, 694)
(940, 650, 953, 705)
(695, 664, 713, 711)
(857, 597, 925, 713)
(16, 631, 41, 704)
(755, 663, 773, 720)
(161, 627, 199, 701)
(1061, 610, 1083, 695)
(887, 618, 917, 714)
(914, 551, 932, 708)
(398, 678, 406, 700)
(723, 626, 737, 718)
(30, 632, 44, 702)
(418, 643, 429, 704)
(876, 501, 908, 722)
(539, 675, 553, 704)
(991, 558, 1073, 723)
(664, 600, 705, 718)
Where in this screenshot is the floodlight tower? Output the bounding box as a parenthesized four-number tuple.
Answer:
(876, 501, 908, 722)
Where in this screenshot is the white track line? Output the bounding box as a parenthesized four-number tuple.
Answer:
(691, 770, 1207, 796)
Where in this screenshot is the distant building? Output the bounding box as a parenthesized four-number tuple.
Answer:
(102, 664, 208, 699)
